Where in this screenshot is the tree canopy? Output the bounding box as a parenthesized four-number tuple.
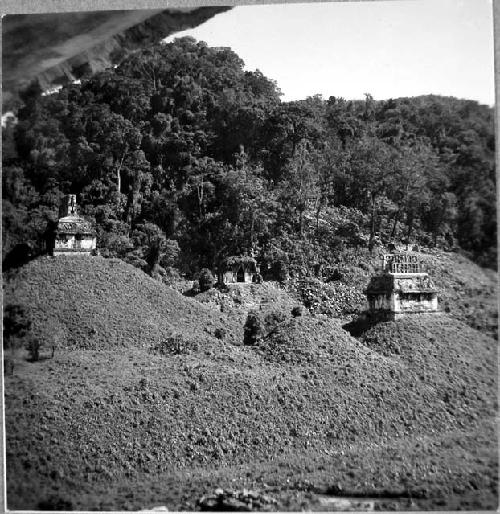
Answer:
(3, 37, 496, 274)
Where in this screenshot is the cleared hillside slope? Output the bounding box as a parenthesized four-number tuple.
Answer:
(3, 256, 498, 510)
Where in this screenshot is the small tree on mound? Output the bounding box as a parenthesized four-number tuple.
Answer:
(27, 338, 41, 362)
(263, 310, 287, 335)
(273, 260, 289, 282)
(244, 311, 262, 345)
(191, 280, 201, 295)
(3, 304, 32, 370)
(198, 268, 215, 292)
(4, 304, 31, 345)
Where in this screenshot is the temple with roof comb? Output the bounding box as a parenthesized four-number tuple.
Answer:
(47, 195, 96, 256)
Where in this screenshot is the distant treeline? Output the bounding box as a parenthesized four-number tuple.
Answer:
(2, 37, 496, 275)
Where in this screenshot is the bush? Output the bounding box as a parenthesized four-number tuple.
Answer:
(4, 304, 32, 362)
(191, 280, 201, 295)
(214, 327, 226, 340)
(216, 280, 229, 293)
(123, 252, 148, 271)
(158, 266, 182, 286)
(291, 306, 303, 317)
(4, 357, 14, 376)
(243, 311, 262, 346)
(27, 338, 41, 362)
(3, 242, 33, 271)
(199, 268, 215, 292)
(263, 310, 287, 334)
(331, 268, 343, 281)
(3, 304, 31, 348)
(272, 260, 288, 282)
(152, 334, 197, 356)
(38, 495, 74, 511)
(252, 273, 263, 284)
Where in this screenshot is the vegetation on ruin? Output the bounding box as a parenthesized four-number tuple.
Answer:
(2, 37, 496, 276)
(224, 256, 257, 267)
(3, 256, 497, 510)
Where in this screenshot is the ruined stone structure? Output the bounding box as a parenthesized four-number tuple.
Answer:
(365, 252, 439, 320)
(48, 195, 96, 256)
(219, 256, 260, 284)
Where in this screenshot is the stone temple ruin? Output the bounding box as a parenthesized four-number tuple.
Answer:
(365, 252, 439, 321)
(47, 195, 96, 256)
(219, 256, 260, 284)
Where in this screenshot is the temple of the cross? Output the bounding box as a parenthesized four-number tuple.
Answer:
(365, 252, 439, 321)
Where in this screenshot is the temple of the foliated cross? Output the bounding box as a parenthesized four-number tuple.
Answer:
(47, 195, 96, 256)
(365, 252, 439, 321)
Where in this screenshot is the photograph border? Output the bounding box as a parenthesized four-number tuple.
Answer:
(1, 1, 498, 512)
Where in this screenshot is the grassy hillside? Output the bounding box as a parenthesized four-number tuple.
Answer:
(4, 256, 243, 349)
(3, 254, 498, 510)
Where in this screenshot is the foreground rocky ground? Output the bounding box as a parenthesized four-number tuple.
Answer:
(3, 255, 498, 510)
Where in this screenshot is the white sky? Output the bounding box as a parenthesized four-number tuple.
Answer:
(165, 0, 495, 106)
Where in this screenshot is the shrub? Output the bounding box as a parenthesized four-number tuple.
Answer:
(263, 310, 287, 334)
(199, 268, 215, 292)
(27, 338, 41, 362)
(272, 260, 288, 282)
(4, 357, 14, 376)
(4, 304, 32, 363)
(214, 327, 226, 340)
(123, 252, 148, 271)
(243, 311, 262, 346)
(331, 268, 343, 281)
(291, 306, 303, 317)
(35, 319, 66, 359)
(152, 333, 197, 356)
(191, 280, 201, 295)
(38, 495, 74, 511)
(252, 273, 263, 284)
(216, 280, 229, 293)
(3, 242, 33, 271)
(3, 304, 31, 349)
(158, 266, 182, 286)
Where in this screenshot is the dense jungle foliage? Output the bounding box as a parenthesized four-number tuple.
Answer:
(2, 37, 496, 276)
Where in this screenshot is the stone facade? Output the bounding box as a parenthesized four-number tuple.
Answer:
(49, 195, 96, 256)
(219, 256, 260, 284)
(365, 253, 439, 320)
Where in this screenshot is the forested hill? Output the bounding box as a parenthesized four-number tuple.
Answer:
(2, 37, 496, 275)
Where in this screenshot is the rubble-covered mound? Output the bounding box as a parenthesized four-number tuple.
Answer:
(257, 316, 362, 365)
(289, 277, 366, 317)
(4, 256, 497, 511)
(3, 256, 242, 349)
(418, 252, 498, 339)
(286, 249, 497, 338)
(194, 281, 298, 323)
(357, 315, 497, 421)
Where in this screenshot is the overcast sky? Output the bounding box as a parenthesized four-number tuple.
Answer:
(165, 0, 494, 106)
